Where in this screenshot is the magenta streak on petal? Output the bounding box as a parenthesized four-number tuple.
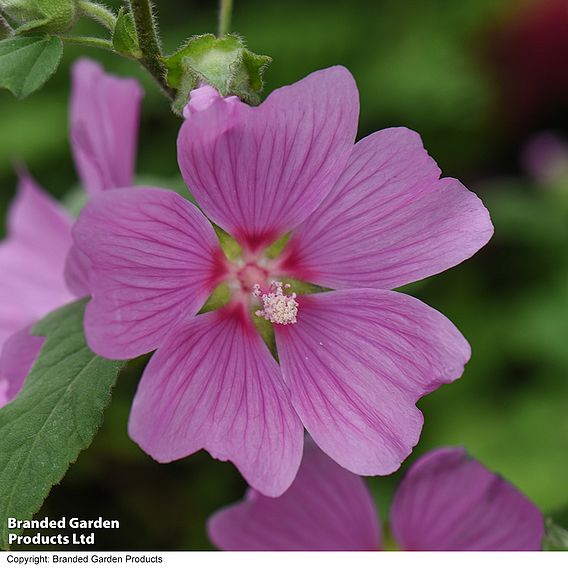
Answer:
(391, 447, 545, 551)
(128, 303, 304, 497)
(72, 187, 226, 360)
(177, 66, 359, 252)
(70, 58, 143, 195)
(279, 128, 493, 290)
(208, 435, 381, 551)
(275, 289, 470, 477)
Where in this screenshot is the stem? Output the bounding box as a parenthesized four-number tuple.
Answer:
(60, 35, 114, 51)
(128, 0, 175, 100)
(218, 0, 233, 37)
(78, 1, 117, 31)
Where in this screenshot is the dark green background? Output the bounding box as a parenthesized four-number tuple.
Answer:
(1, 0, 567, 550)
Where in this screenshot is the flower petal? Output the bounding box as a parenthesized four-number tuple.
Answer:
(0, 380, 9, 407)
(390, 448, 545, 550)
(279, 128, 493, 289)
(208, 436, 381, 551)
(0, 173, 74, 347)
(72, 187, 225, 359)
(70, 58, 143, 195)
(128, 305, 303, 497)
(177, 67, 359, 251)
(0, 325, 44, 408)
(275, 289, 470, 476)
(64, 245, 91, 297)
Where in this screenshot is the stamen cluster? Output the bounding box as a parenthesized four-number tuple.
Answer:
(253, 281, 298, 325)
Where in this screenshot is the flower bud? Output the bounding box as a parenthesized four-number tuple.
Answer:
(164, 34, 271, 114)
(0, 0, 78, 33)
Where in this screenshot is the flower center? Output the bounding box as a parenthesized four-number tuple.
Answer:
(237, 262, 269, 292)
(253, 281, 298, 325)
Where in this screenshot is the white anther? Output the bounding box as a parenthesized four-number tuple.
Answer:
(253, 281, 298, 325)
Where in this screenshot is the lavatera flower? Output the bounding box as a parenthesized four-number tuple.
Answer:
(71, 66, 493, 497)
(0, 59, 142, 407)
(208, 440, 545, 551)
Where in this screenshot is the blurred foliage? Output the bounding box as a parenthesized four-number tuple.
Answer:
(543, 518, 568, 551)
(1, 0, 567, 551)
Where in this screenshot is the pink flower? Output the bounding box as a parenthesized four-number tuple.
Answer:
(208, 440, 545, 551)
(0, 59, 142, 408)
(521, 131, 568, 185)
(70, 58, 143, 196)
(72, 66, 493, 496)
(0, 174, 74, 405)
(66, 58, 143, 297)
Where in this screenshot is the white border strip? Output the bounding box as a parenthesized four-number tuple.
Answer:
(0, 551, 566, 568)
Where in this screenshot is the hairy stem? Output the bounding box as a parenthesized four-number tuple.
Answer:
(218, 0, 233, 37)
(60, 35, 114, 51)
(77, 1, 117, 31)
(128, 0, 175, 100)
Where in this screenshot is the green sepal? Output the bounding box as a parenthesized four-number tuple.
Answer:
(0, 0, 78, 33)
(252, 311, 277, 360)
(0, 34, 62, 98)
(0, 300, 125, 550)
(198, 283, 231, 315)
(112, 6, 140, 58)
(265, 233, 291, 259)
(214, 225, 242, 261)
(164, 33, 271, 114)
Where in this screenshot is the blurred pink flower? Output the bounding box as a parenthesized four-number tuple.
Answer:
(70, 58, 143, 196)
(208, 440, 544, 551)
(0, 59, 142, 408)
(73, 66, 493, 496)
(521, 131, 568, 185)
(0, 175, 73, 405)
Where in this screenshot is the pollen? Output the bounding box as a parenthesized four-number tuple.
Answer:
(253, 281, 298, 325)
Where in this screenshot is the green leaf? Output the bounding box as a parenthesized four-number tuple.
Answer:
(112, 6, 140, 58)
(0, 299, 124, 550)
(543, 518, 568, 551)
(0, 34, 63, 98)
(164, 33, 271, 114)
